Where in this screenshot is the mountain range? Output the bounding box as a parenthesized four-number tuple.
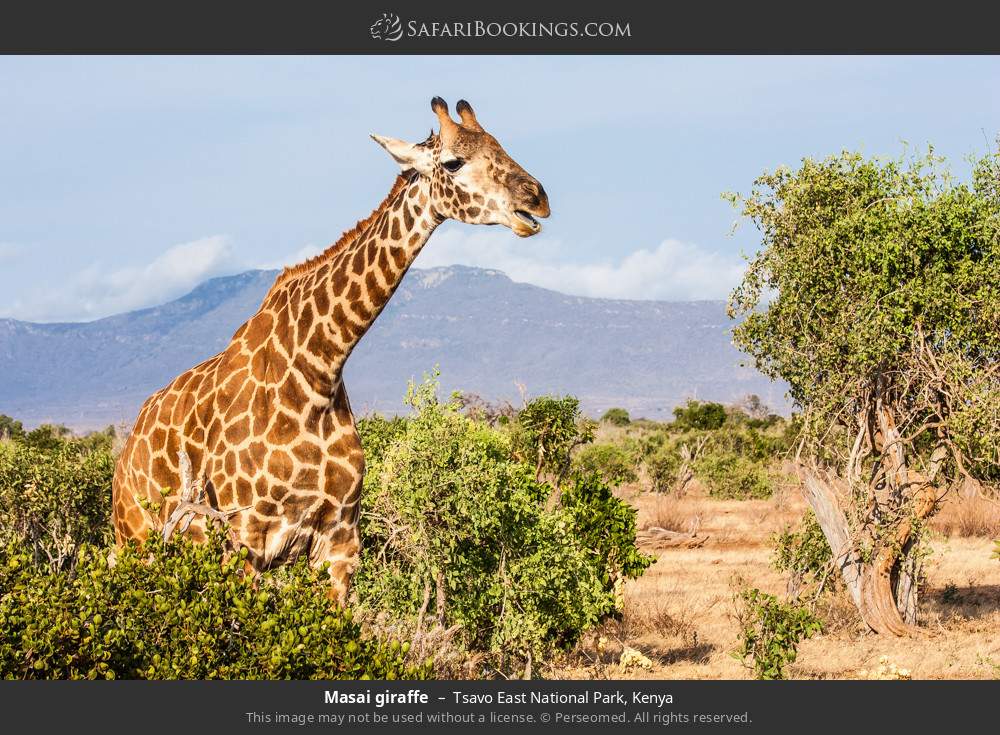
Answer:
(0, 266, 788, 429)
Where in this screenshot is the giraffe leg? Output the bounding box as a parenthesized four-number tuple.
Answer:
(312, 465, 363, 607)
(326, 579, 348, 606)
(321, 532, 360, 607)
(309, 500, 361, 608)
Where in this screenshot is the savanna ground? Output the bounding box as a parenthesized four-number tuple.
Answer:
(551, 424, 1000, 680)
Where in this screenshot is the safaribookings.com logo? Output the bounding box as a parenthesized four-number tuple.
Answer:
(370, 13, 631, 42)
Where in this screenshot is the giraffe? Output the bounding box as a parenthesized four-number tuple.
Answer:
(111, 97, 550, 602)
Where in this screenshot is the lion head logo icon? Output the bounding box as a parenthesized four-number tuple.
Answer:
(370, 13, 403, 42)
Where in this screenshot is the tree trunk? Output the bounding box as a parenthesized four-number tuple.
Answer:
(799, 466, 933, 636)
(799, 469, 863, 608)
(893, 538, 919, 626)
(858, 548, 917, 636)
(862, 404, 942, 634)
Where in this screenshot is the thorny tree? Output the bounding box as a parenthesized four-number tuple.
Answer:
(727, 147, 1000, 635)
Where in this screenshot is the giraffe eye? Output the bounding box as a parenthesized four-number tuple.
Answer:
(442, 158, 465, 173)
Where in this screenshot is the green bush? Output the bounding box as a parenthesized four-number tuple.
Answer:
(0, 531, 426, 680)
(733, 588, 821, 680)
(772, 512, 833, 596)
(600, 408, 631, 426)
(645, 443, 683, 493)
(23, 424, 74, 452)
(560, 474, 653, 587)
(355, 414, 407, 465)
(572, 443, 638, 486)
(675, 425, 787, 500)
(0, 416, 117, 454)
(75, 426, 118, 454)
(624, 417, 790, 498)
(672, 400, 727, 431)
(509, 395, 595, 481)
(0, 416, 25, 442)
(356, 378, 649, 670)
(0, 383, 652, 679)
(705, 425, 787, 462)
(0, 442, 114, 570)
(694, 450, 773, 499)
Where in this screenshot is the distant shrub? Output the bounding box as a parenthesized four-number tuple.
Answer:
(708, 425, 787, 462)
(0, 415, 25, 442)
(0, 417, 118, 455)
(455, 393, 517, 426)
(746, 414, 784, 430)
(672, 401, 727, 431)
(572, 443, 637, 486)
(646, 443, 683, 494)
(0, 442, 114, 570)
(627, 418, 664, 431)
(634, 428, 669, 456)
(736, 394, 769, 420)
(509, 395, 595, 482)
(670, 426, 784, 500)
(733, 588, 821, 680)
(0, 531, 425, 680)
(23, 424, 74, 452)
(75, 426, 118, 454)
(694, 451, 773, 500)
(600, 408, 631, 426)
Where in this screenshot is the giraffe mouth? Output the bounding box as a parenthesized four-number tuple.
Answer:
(513, 210, 541, 234)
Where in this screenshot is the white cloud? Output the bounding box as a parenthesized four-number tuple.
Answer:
(0, 243, 23, 263)
(414, 229, 746, 301)
(255, 243, 324, 271)
(1, 235, 238, 322)
(0, 229, 747, 323)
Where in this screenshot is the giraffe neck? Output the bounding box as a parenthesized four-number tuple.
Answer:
(265, 174, 440, 395)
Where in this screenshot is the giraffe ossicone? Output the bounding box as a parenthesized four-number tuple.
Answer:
(112, 97, 550, 602)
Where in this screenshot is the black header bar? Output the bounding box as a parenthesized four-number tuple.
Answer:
(2, 0, 1000, 54)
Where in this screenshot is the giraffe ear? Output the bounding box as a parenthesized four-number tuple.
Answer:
(371, 134, 434, 175)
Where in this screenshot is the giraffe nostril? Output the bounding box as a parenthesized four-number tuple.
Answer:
(508, 174, 549, 219)
(518, 179, 543, 203)
(524, 181, 549, 217)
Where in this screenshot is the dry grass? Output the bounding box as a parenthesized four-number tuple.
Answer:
(549, 482, 1000, 680)
(359, 610, 483, 679)
(592, 422, 638, 445)
(640, 495, 700, 534)
(931, 492, 1000, 539)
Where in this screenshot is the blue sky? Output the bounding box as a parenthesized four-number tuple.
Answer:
(1, 56, 998, 322)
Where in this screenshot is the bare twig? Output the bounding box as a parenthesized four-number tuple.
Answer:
(161, 450, 249, 543)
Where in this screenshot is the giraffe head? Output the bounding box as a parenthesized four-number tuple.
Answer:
(371, 97, 550, 237)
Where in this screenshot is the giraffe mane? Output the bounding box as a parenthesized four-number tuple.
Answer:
(264, 173, 412, 297)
